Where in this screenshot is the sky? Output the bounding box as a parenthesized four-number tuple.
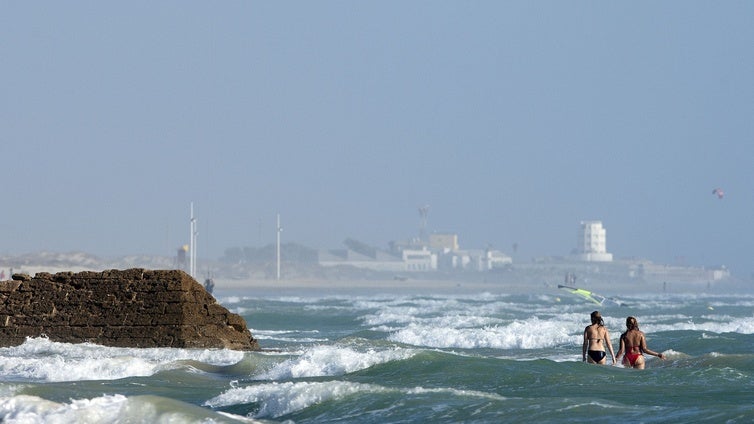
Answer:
(2, 2, 753, 276)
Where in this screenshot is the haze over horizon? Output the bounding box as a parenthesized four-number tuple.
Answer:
(2, 3, 752, 276)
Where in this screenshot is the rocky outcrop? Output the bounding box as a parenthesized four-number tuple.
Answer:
(0, 269, 259, 350)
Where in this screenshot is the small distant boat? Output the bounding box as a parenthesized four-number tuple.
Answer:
(557, 284, 627, 307)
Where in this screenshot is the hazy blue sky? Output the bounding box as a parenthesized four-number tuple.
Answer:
(2, 2, 752, 275)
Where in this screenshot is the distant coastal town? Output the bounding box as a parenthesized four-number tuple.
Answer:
(313, 220, 731, 285)
(0, 219, 735, 291)
(4, 218, 735, 294)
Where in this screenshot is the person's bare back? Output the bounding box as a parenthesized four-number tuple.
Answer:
(582, 311, 616, 364)
(617, 317, 665, 369)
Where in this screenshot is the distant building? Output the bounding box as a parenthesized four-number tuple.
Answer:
(402, 248, 437, 271)
(429, 233, 459, 252)
(485, 249, 513, 270)
(318, 247, 437, 273)
(318, 249, 404, 272)
(574, 220, 613, 262)
(437, 248, 512, 271)
(389, 238, 425, 255)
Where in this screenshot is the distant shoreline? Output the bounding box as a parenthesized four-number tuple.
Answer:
(212, 277, 498, 297)
(211, 276, 738, 297)
(2, 263, 745, 297)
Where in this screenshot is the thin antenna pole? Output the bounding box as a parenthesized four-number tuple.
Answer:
(276, 213, 282, 280)
(418, 205, 430, 242)
(189, 202, 197, 279)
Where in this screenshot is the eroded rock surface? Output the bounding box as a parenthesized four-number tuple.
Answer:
(0, 269, 259, 350)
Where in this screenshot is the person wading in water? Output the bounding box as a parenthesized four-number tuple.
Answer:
(616, 316, 665, 369)
(583, 310, 616, 365)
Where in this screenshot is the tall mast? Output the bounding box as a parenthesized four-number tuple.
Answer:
(276, 212, 282, 280)
(418, 205, 430, 243)
(189, 202, 197, 279)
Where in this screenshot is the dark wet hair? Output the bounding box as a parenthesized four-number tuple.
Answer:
(590, 311, 604, 326)
(626, 316, 639, 331)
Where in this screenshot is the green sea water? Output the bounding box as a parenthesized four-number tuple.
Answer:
(1, 286, 753, 423)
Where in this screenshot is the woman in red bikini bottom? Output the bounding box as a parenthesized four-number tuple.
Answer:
(616, 316, 665, 369)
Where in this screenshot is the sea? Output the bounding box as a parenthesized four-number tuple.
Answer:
(1, 281, 754, 423)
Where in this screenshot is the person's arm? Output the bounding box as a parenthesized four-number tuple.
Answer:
(616, 334, 625, 361)
(604, 328, 616, 364)
(640, 334, 664, 359)
(582, 328, 588, 361)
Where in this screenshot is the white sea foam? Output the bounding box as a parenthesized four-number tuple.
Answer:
(255, 345, 417, 380)
(388, 316, 574, 349)
(406, 386, 509, 401)
(205, 381, 382, 418)
(357, 292, 754, 351)
(0, 394, 128, 423)
(205, 380, 509, 419)
(0, 394, 258, 424)
(364, 309, 505, 328)
(0, 338, 244, 382)
(357, 296, 551, 334)
(219, 295, 243, 304)
(351, 295, 612, 350)
(360, 293, 587, 323)
(648, 316, 754, 334)
(250, 329, 326, 343)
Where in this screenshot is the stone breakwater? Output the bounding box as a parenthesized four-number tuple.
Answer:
(0, 269, 259, 350)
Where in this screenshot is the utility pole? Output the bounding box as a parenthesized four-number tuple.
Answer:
(276, 212, 282, 280)
(189, 202, 197, 279)
(418, 205, 430, 243)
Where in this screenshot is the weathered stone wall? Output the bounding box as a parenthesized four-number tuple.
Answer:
(0, 269, 259, 350)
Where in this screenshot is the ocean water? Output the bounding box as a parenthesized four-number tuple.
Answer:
(1, 283, 754, 423)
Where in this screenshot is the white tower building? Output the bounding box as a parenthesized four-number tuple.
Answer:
(575, 220, 613, 262)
